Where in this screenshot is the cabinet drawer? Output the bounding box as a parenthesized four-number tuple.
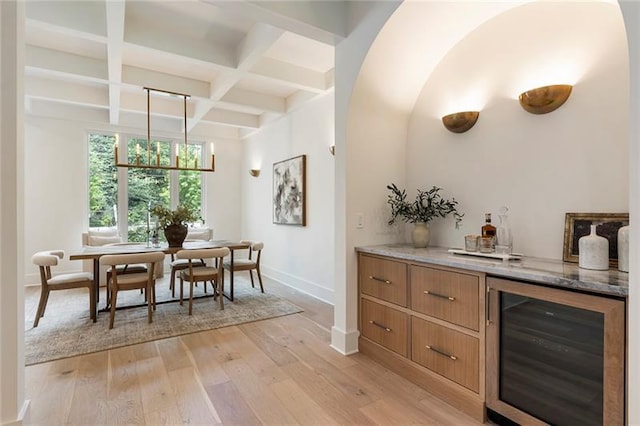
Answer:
(361, 298, 409, 357)
(410, 265, 479, 331)
(360, 255, 408, 307)
(411, 317, 479, 393)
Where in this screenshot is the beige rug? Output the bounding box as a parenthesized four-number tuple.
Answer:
(24, 276, 302, 365)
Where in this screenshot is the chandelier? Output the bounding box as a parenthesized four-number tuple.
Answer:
(114, 87, 215, 172)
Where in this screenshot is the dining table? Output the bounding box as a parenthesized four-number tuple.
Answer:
(69, 240, 250, 317)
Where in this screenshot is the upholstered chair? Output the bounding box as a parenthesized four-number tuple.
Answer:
(100, 251, 165, 329)
(31, 250, 95, 327)
(176, 247, 229, 315)
(223, 241, 264, 297)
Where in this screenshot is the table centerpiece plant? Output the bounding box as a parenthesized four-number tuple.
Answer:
(150, 204, 201, 247)
(386, 183, 463, 248)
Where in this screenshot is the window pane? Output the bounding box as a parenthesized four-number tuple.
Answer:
(88, 134, 118, 228)
(178, 143, 203, 220)
(127, 138, 170, 242)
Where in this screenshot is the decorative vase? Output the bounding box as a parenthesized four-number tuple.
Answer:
(164, 224, 188, 247)
(495, 206, 513, 254)
(412, 222, 430, 248)
(617, 225, 629, 273)
(579, 224, 609, 271)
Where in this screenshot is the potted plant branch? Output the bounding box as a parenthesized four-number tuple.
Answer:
(151, 204, 201, 247)
(387, 183, 463, 247)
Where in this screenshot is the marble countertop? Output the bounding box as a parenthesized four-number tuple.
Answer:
(356, 244, 628, 298)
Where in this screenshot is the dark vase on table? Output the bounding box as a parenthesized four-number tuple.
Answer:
(164, 224, 188, 247)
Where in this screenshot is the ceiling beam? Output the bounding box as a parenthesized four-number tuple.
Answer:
(250, 57, 328, 93)
(25, 45, 107, 82)
(106, 0, 125, 124)
(25, 75, 108, 108)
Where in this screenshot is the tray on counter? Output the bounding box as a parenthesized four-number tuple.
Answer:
(448, 248, 523, 261)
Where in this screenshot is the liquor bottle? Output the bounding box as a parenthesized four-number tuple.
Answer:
(481, 213, 496, 251)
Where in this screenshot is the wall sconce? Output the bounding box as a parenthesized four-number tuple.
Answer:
(518, 84, 572, 114)
(441, 111, 480, 133)
(249, 169, 260, 177)
(329, 145, 335, 156)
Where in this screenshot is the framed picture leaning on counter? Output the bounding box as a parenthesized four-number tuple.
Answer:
(563, 212, 629, 268)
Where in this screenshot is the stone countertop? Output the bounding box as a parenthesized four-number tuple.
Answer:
(355, 244, 628, 298)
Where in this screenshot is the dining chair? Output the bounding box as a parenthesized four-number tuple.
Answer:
(31, 250, 95, 327)
(176, 247, 229, 315)
(223, 241, 264, 296)
(100, 251, 165, 329)
(168, 226, 213, 297)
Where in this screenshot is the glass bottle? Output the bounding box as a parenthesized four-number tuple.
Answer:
(481, 213, 496, 251)
(495, 206, 513, 254)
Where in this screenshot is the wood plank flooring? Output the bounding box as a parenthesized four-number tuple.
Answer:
(25, 278, 483, 425)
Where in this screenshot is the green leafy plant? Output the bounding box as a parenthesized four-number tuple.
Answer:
(151, 204, 201, 229)
(387, 183, 463, 228)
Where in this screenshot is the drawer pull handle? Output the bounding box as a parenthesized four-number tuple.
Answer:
(369, 320, 392, 332)
(369, 276, 392, 285)
(426, 345, 457, 360)
(423, 290, 455, 301)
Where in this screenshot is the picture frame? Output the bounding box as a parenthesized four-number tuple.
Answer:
(563, 212, 629, 267)
(273, 154, 306, 226)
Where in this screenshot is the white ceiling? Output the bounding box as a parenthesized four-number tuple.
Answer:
(24, 0, 341, 140)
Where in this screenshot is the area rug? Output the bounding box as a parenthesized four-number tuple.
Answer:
(24, 277, 302, 365)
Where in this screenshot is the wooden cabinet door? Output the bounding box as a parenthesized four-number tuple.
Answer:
(411, 316, 479, 392)
(359, 255, 408, 307)
(360, 298, 409, 357)
(410, 265, 479, 331)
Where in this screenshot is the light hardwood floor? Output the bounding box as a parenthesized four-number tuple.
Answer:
(25, 277, 483, 425)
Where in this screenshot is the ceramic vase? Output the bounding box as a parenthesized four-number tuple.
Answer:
(579, 224, 609, 270)
(412, 222, 430, 248)
(164, 224, 188, 247)
(617, 225, 629, 273)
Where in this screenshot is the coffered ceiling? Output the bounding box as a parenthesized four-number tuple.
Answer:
(24, 1, 342, 140)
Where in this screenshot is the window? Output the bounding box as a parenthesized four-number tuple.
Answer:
(88, 133, 204, 242)
(88, 134, 118, 227)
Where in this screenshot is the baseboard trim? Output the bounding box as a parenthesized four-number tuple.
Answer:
(261, 265, 334, 305)
(2, 399, 30, 426)
(330, 326, 359, 355)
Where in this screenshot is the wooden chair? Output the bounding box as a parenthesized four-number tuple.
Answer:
(168, 227, 213, 297)
(31, 250, 95, 327)
(100, 251, 165, 329)
(223, 241, 264, 296)
(176, 247, 229, 315)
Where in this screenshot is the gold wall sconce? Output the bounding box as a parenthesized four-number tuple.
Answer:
(249, 169, 260, 177)
(329, 145, 335, 156)
(441, 111, 480, 133)
(518, 84, 572, 114)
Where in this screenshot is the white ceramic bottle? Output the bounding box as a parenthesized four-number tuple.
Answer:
(579, 224, 609, 270)
(617, 225, 629, 273)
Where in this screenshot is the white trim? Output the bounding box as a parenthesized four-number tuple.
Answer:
(330, 326, 359, 355)
(1, 400, 30, 426)
(261, 265, 334, 305)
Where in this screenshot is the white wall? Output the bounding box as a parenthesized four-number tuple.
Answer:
(407, 1, 629, 259)
(241, 92, 335, 303)
(620, 2, 640, 423)
(333, 0, 402, 354)
(1, 2, 26, 424)
(23, 115, 243, 285)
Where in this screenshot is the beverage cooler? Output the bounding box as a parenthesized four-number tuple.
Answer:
(485, 277, 625, 425)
